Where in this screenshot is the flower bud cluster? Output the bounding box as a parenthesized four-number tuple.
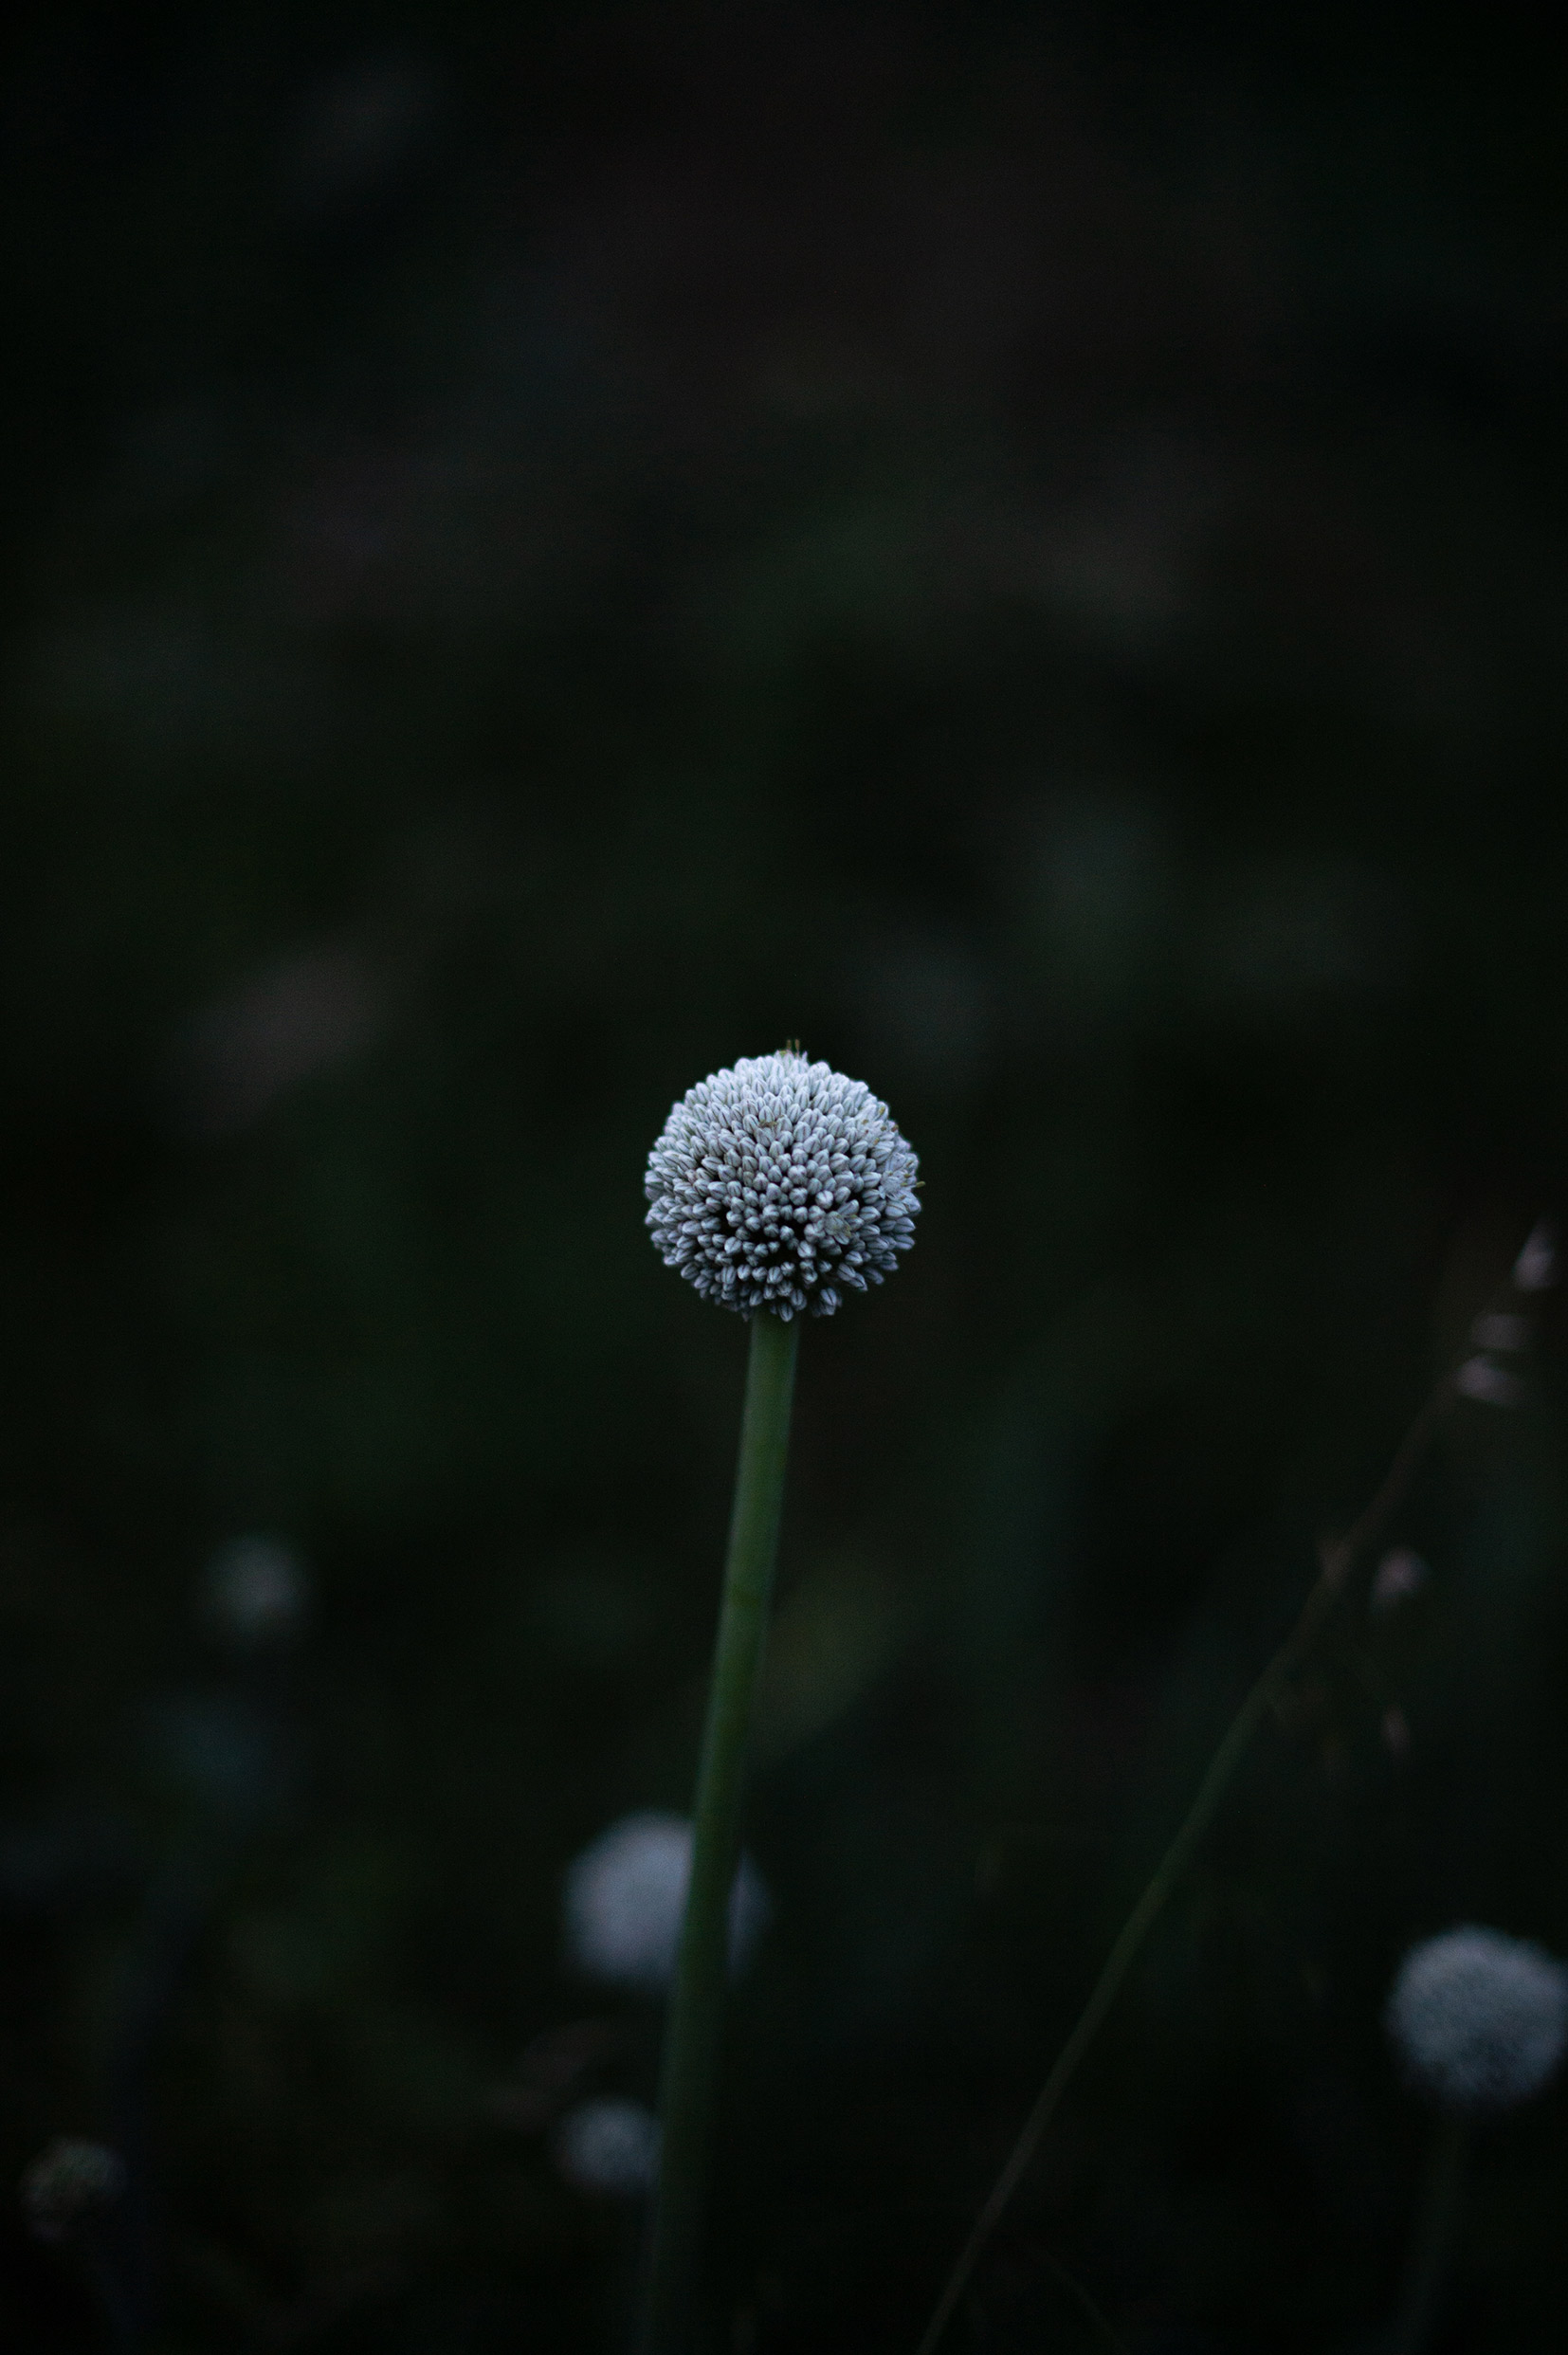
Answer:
(645, 1050, 918, 1319)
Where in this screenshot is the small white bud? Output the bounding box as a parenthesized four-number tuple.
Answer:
(552, 2097, 661, 2198)
(1369, 1548, 1428, 1616)
(563, 1812, 770, 1994)
(1455, 1357, 1522, 1407)
(1386, 1926, 1568, 2115)
(1513, 1220, 1557, 1293)
(199, 1536, 310, 1647)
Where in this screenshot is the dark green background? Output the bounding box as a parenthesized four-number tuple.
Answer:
(3, 6, 1566, 2346)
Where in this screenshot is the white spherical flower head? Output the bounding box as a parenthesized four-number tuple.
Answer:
(199, 1535, 309, 1647)
(645, 1049, 919, 1319)
(1386, 1925, 1568, 2115)
(563, 1811, 770, 1994)
(553, 2096, 661, 2198)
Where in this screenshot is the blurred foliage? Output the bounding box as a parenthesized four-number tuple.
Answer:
(2, 4, 1567, 2348)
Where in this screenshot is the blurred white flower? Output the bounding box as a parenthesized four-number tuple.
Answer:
(552, 2096, 661, 2197)
(21, 2139, 125, 2243)
(200, 1536, 310, 1646)
(1513, 1220, 1557, 1293)
(1454, 1357, 1522, 1407)
(563, 1811, 770, 1994)
(1369, 1547, 1428, 1616)
(1386, 1926, 1568, 2115)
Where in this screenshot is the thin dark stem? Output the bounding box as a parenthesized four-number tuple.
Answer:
(914, 1374, 1455, 2355)
(1388, 2117, 1467, 2355)
(106, 1837, 229, 2349)
(84, 2233, 138, 2355)
(637, 1308, 800, 2355)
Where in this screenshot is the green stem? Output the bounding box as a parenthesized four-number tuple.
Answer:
(914, 1378, 1452, 2355)
(638, 1307, 801, 2355)
(1388, 2117, 1466, 2355)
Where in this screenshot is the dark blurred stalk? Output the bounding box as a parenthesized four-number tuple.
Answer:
(84, 2225, 140, 2355)
(1388, 2118, 1466, 2355)
(915, 1373, 1455, 2355)
(637, 1308, 800, 2355)
(107, 1836, 229, 2348)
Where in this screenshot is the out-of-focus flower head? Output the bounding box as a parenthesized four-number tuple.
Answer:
(199, 1535, 310, 1648)
(1369, 1547, 1429, 1616)
(645, 1049, 918, 1320)
(1386, 1925, 1568, 2115)
(1454, 1357, 1523, 1408)
(1513, 1219, 1557, 1293)
(552, 2096, 661, 2197)
(563, 1811, 770, 1994)
(21, 2139, 125, 2244)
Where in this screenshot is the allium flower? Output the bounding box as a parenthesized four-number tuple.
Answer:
(1385, 1926, 1568, 2115)
(553, 2096, 661, 2197)
(645, 1049, 919, 1319)
(563, 1811, 770, 1994)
